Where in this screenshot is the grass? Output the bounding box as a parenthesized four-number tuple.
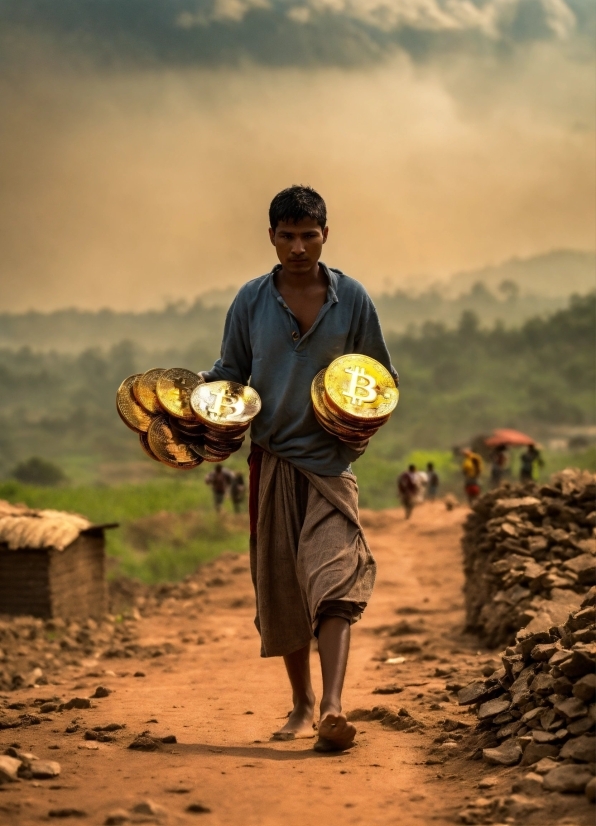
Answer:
(1, 445, 593, 583)
(0, 469, 250, 584)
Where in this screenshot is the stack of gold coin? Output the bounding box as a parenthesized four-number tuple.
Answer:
(116, 368, 260, 468)
(311, 354, 398, 445)
(189, 381, 261, 462)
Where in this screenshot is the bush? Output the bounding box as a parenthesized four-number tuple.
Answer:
(11, 457, 67, 486)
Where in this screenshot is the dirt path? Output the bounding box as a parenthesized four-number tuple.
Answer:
(1, 502, 593, 825)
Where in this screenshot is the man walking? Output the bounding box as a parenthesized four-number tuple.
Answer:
(230, 471, 246, 513)
(398, 464, 419, 519)
(461, 448, 483, 505)
(520, 444, 543, 482)
(205, 464, 234, 512)
(201, 186, 397, 752)
(426, 462, 439, 501)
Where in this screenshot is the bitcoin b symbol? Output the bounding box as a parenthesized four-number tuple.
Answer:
(208, 389, 245, 419)
(342, 366, 378, 406)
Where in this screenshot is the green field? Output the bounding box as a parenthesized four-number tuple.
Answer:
(1, 444, 593, 583)
(0, 472, 250, 584)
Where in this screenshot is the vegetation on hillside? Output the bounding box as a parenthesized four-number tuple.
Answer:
(0, 293, 592, 482)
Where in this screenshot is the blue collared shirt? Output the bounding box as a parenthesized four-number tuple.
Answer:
(203, 263, 398, 476)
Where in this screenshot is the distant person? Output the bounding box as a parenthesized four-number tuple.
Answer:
(490, 444, 509, 489)
(413, 467, 428, 504)
(520, 444, 544, 482)
(397, 464, 419, 519)
(205, 464, 234, 512)
(426, 462, 439, 501)
(461, 449, 483, 505)
(230, 471, 246, 513)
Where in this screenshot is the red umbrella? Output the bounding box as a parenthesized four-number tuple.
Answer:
(485, 428, 536, 447)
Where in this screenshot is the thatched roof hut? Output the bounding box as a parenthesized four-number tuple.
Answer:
(0, 501, 117, 620)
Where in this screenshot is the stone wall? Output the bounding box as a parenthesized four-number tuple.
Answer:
(462, 469, 596, 648)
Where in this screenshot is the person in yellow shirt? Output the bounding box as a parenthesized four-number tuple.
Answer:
(462, 448, 484, 505)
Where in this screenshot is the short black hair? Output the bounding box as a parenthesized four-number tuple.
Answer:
(269, 185, 327, 231)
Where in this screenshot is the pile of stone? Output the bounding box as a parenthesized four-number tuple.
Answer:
(458, 587, 595, 800)
(462, 469, 596, 648)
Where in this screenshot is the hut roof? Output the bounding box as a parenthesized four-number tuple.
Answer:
(0, 500, 116, 551)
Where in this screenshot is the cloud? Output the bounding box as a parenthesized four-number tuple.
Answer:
(0, 0, 589, 71)
(0, 0, 592, 312)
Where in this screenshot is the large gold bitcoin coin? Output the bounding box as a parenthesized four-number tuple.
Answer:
(311, 370, 382, 438)
(117, 374, 154, 433)
(190, 381, 261, 428)
(147, 415, 203, 469)
(134, 368, 166, 414)
(139, 432, 161, 462)
(324, 355, 398, 421)
(156, 368, 204, 420)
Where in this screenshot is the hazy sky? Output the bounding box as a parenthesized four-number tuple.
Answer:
(0, 0, 594, 311)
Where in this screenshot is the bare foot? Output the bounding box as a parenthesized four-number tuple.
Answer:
(271, 701, 316, 741)
(314, 712, 356, 752)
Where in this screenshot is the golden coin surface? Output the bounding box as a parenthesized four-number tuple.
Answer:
(147, 415, 203, 469)
(314, 406, 377, 443)
(171, 420, 206, 437)
(190, 381, 261, 427)
(134, 368, 166, 414)
(117, 374, 154, 433)
(324, 355, 398, 421)
(139, 433, 161, 463)
(326, 401, 386, 431)
(203, 420, 251, 436)
(156, 368, 204, 420)
(204, 432, 245, 449)
(312, 370, 383, 436)
(190, 441, 230, 462)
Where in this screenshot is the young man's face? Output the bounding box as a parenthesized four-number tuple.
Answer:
(269, 218, 328, 275)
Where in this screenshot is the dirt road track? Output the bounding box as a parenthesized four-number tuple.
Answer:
(0, 502, 593, 825)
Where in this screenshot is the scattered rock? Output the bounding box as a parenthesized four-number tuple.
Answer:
(347, 706, 421, 732)
(91, 686, 111, 699)
(104, 810, 130, 825)
(542, 764, 594, 793)
(186, 803, 211, 814)
(477, 776, 498, 789)
(128, 736, 160, 752)
(520, 742, 559, 766)
(0, 754, 22, 783)
(559, 734, 596, 762)
(48, 809, 87, 819)
(511, 772, 544, 796)
(61, 698, 91, 711)
(477, 698, 510, 721)
(131, 800, 166, 818)
(30, 760, 61, 779)
(482, 741, 522, 766)
(372, 685, 404, 695)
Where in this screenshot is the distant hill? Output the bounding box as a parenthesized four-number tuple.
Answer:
(442, 250, 595, 299)
(0, 250, 593, 351)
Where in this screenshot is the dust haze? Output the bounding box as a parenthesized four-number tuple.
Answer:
(0, 37, 594, 311)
